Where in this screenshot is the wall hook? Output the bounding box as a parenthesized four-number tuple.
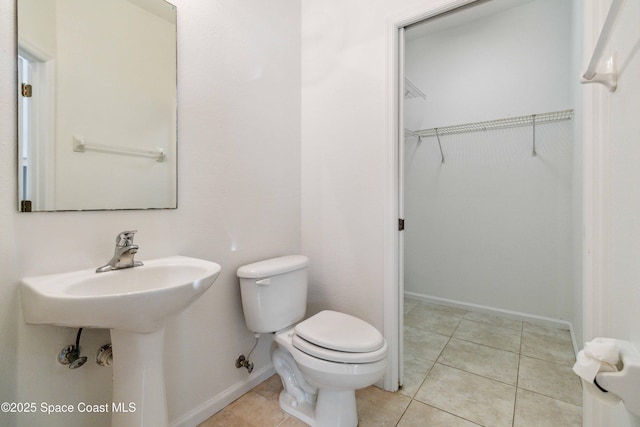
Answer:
(581, 54, 617, 92)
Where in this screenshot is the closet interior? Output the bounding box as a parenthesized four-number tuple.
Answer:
(401, 0, 582, 338)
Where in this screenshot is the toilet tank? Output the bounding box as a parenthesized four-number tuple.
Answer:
(237, 255, 309, 333)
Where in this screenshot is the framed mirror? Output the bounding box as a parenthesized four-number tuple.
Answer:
(17, 0, 177, 212)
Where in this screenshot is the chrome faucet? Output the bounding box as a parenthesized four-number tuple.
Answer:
(96, 230, 143, 273)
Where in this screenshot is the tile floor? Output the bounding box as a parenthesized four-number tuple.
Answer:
(199, 300, 582, 426)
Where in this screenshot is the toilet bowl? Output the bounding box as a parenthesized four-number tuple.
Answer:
(237, 256, 387, 427)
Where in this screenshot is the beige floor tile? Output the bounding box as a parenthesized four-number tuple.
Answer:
(356, 385, 411, 427)
(405, 306, 462, 336)
(514, 389, 582, 427)
(518, 356, 582, 406)
(463, 311, 523, 331)
(252, 374, 284, 401)
(398, 401, 480, 427)
(415, 364, 516, 427)
(523, 322, 571, 341)
(414, 301, 469, 318)
(399, 353, 434, 398)
(404, 298, 420, 314)
(198, 410, 257, 427)
(438, 338, 519, 385)
(453, 319, 521, 353)
(404, 325, 450, 361)
(198, 391, 286, 427)
(276, 415, 309, 427)
(521, 330, 576, 365)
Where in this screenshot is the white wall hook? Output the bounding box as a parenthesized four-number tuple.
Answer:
(580, 54, 617, 92)
(580, 0, 624, 92)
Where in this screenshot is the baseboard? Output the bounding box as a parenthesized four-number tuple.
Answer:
(404, 291, 578, 354)
(169, 364, 276, 427)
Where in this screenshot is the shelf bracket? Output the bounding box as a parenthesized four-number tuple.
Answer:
(581, 53, 617, 92)
(435, 128, 445, 164)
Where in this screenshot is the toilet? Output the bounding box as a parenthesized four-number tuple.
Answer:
(237, 255, 387, 427)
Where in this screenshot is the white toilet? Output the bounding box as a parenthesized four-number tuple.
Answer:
(237, 255, 387, 427)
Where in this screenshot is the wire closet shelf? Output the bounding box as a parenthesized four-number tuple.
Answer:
(409, 109, 574, 139)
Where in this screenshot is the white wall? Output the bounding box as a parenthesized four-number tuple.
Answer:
(17, 0, 56, 56)
(54, 0, 177, 210)
(0, 0, 300, 426)
(406, 0, 573, 130)
(570, 0, 583, 348)
(402, 0, 576, 321)
(607, 0, 640, 424)
(403, 124, 574, 319)
(301, 0, 431, 332)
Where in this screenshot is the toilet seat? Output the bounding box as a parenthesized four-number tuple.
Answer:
(292, 310, 386, 363)
(292, 334, 387, 363)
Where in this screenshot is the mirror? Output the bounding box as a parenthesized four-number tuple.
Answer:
(17, 0, 177, 211)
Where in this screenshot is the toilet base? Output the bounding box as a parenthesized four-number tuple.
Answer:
(315, 388, 357, 427)
(279, 390, 316, 426)
(279, 388, 357, 427)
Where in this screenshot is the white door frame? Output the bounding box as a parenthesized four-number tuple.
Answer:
(18, 37, 56, 211)
(581, 1, 612, 425)
(383, 0, 479, 393)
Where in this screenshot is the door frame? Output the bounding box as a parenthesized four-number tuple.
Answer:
(17, 36, 56, 211)
(383, 0, 479, 393)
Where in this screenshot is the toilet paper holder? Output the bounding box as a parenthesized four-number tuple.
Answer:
(594, 339, 640, 416)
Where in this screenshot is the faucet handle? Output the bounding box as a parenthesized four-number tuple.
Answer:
(116, 230, 138, 247)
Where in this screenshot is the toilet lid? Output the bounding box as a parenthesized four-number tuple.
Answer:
(293, 334, 387, 363)
(294, 310, 385, 353)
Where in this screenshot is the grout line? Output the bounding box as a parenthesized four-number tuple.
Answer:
(408, 402, 483, 426)
(394, 398, 413, 426)
(512, 321, 524, 427)
(448, 334, 521, 355)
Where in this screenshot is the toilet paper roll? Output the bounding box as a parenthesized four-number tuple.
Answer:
(573, 338, 622, 405)
(573, 348, 618, 384)
(585, 337, 621, 367)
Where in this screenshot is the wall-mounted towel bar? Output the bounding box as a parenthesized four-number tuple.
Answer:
(73, 136, 166, 162)
(581, 0, 625, 92)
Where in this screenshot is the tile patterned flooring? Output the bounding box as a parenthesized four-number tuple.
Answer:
(199, 300, 582, 426)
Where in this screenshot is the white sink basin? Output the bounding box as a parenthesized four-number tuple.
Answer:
(20, 255, 221, 427)
(21, 255, 221, 333)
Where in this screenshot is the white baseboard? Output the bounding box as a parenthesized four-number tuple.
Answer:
(169, 364, 276, 427)
(404, 291, 579, 354)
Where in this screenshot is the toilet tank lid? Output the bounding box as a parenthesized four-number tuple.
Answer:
(237, 255, 309, 279)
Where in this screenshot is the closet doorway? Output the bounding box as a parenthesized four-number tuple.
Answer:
(397, 0, 582, 419)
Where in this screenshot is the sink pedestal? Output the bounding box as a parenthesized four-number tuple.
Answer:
(110, 328, 168, 427)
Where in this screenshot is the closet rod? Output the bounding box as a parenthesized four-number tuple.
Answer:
(412, 109, 573, 139)
(581, 0, 624, 91)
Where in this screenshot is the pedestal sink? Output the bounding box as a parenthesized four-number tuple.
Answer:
(20, 256, 221, 427)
